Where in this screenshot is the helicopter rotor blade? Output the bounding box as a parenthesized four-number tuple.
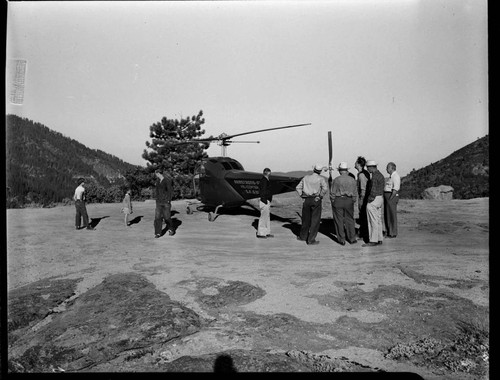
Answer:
(221, 123, 311, 141)
(172, 123, 310, 145)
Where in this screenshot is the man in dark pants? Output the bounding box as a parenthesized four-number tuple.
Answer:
(73, 177, 94, 230)
(296, 164, 328, 245)
(154, 169, 174, 239)
(330, 162, 358, 245)
(384, 162, 401, 238)
(363, 160, 385, 247)
(354, 156, 370, 241)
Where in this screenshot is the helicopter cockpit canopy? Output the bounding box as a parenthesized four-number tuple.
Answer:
(196, 158, 244, 176)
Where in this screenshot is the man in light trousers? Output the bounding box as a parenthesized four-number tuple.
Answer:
(257, 168, 273, 238)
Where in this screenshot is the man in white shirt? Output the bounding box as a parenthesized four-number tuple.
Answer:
(73, 178, 94, 230)
(296, 164, 328, 245)
(383, 162, 401, 238)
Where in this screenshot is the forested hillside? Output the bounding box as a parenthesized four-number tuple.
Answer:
(6, 115, 140, 206)
(399, 135, 489, 199)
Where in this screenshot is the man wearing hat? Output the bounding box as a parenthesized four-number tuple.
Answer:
(363, 160, 385, 246)
(329, 162, 358, 245)
(73, 178, 94, 230)
(295, 164, 328, 245)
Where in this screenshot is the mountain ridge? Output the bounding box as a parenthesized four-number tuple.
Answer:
(6, 114, 139, 205)
(275, 135, 489, 199)
(6, 114, 488, 205)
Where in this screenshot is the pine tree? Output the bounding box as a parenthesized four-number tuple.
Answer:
(142, 110, 211, 198)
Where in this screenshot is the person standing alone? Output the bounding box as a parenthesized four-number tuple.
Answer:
(296, 164, 328, 245)
(73, 178, 94, 230)
(384, 162, 401, 238)
(121, 188, 133, 227)
(154, 169, 174, 238)
(363, 161, 385, 247)
(257, 168, 274, 239)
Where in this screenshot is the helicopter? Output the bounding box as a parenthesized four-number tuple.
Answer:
(177, 123, 312, 221)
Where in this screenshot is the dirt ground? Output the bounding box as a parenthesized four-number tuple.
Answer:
(6, 195, 489, 377)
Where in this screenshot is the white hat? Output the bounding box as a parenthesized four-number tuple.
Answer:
(313, 163, 324, 172)
(337, 162, 349, 170)
(366, 160, 377, 167)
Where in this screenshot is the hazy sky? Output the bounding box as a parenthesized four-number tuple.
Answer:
(6, 0, 488, 177)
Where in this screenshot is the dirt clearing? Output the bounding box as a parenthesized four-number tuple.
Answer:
(6, 196, 489, 377)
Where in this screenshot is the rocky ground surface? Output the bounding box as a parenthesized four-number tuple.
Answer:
(6, 196, 489, 377)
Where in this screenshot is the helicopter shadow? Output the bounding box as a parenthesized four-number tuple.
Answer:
(89, 216, 110, 228)
(160, 217, 182, 236)
(195, 205, 260, 222)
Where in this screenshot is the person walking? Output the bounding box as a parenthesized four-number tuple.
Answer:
(354, 156, 370, 241)
(121, 188, 133, 227)
(154, 169, 174, 238)
(384, 162, 401, 238)
(296, 164, 328, 245)
(257, 168, 274, 239)
(73, 178, 94, 230)
(330, 162, 358, 245)
(363, 161, 385, 247)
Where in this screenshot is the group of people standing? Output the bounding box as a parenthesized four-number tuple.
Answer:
(75, 162, 399, 244)
(73, 169, 175, 238)
(256, 157, 400, 247)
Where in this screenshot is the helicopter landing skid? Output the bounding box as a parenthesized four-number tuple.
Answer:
(185, 200, 203, 215)
(208, 205, 223, 222)
(185, 201, 222, 222)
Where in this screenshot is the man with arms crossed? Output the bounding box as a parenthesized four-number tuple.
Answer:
(384, 162, 401, 238)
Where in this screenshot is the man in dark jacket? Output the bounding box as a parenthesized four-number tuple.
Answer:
(363, 160, 385, 246)
(256, 168, 273, 238)
(354, 156, 370, 241)
(154, 169, 174, 238)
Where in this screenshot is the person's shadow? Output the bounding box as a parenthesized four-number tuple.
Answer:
(88, 216, 109, 228)
(127, 215, 144, 226)
(281, 214, 338, 242)
(213, 354, 237, 372)
(252, 211, 301, 233)
(160, 217, 182, 236)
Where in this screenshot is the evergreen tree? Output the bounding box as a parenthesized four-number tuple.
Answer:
(142, 110, 211, 198)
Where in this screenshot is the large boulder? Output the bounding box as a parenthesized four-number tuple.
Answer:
(421, 185, 454, 200)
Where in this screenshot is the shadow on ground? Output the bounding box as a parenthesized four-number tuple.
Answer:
(89, 216, 109, 228)
(127, 216, 144, 225)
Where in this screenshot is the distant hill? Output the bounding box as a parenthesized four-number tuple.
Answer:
(276, 136, 489, 200)
(6, 114, 140, 205)
(399, 135, 489, 199)
(273, 170, 310, 178)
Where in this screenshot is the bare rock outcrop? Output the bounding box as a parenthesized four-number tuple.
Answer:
(421, 185, 454, 200)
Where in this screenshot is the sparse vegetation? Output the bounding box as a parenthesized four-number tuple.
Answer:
(6, 114, 138, 207)
(400, 135, 489, 199)
(385, 320, 489, 377)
